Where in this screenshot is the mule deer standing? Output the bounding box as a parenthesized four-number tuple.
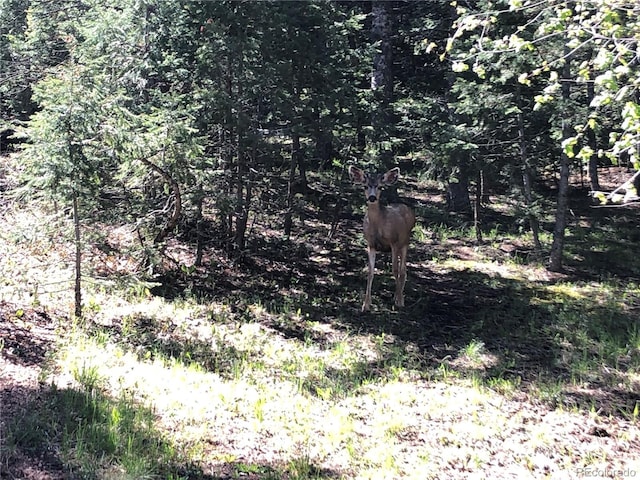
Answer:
(349, 166, 416, 312)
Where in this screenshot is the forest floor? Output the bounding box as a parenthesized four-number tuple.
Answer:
(2, 158, 640, 479)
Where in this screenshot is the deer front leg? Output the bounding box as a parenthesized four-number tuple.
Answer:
(394, 246, 408, 307)
(363, 246, 376, 311)
(391, 245, 400, 305)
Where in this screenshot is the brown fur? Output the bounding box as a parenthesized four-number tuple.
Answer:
(349, 166, 416, 311)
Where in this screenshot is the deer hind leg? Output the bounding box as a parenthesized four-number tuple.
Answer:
(363, 246, 376, 312)
(395, 245, 408, 307)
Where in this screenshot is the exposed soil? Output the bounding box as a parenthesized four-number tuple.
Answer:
(0, 303, 65, 480)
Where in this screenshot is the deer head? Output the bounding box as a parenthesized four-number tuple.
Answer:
(349, 166, 400, 204)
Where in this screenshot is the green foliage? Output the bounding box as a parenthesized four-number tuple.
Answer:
(0, 0, 31, 120)
(19, 64, 109, 201)
(4, 0, 640, 269)
(448, 0, 640, 165)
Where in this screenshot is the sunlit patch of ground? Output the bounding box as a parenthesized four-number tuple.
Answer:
(43, 319, 640, 479)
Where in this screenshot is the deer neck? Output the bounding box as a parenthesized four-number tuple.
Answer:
(365, 199, 386, 220)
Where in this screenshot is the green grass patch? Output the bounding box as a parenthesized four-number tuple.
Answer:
(5, 365, 190, 479)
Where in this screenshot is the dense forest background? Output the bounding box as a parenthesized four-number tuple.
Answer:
(3, 0, 640, 287)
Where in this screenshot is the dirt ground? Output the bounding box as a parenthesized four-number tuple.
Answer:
(2, 166, 640, 479)
(0, 304, 66, 479)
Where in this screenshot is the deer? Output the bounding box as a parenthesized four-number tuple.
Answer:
(349, 166, 416, 312)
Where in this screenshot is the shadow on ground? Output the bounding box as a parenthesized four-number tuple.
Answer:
(0, 381, 341, 480)
(142, 186, 640, 419)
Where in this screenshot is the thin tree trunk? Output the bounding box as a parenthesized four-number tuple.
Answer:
(549, 145, 570, 272)
(371, 1, 393, 104)
(234, 195, 249, 251)
(586, 62, 600, 192)
(446, 166, 472, 214)
(233, 45, 249, 253)
(223, 54, 234, 254)
(522, 166, 542, 250)
(474, 169, 483, 243)
(67, 123, 83, 319)
(73, 192, 82, 319)
(313, 106, 333, 169)
(371, 0, 394, 162)
(516, 85, 541, 250)
(284, 132, 301, 237)
(480, 169, 490, 204)
(549, 44, 572, 272)
(233, 148, 249, 252)
(194, 184, 204, 267)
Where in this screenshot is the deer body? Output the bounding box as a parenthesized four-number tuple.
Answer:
(349, 166, 415, 311)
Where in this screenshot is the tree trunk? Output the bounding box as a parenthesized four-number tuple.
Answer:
(194, 184, 204, 267)
(516, 85, 541, 250)
(480, 169, 490, 205)
(549, 145, 570, 272)
(73, 192, 82, 320)
(474, 170, 483, 243)
(446, 174, 472, 214)
(370, 0, 394, 162)
(233, 55, 249, 253)
(549, 45, 572, 272)
(313, 107, 334, 169)
(233, 166, 249, 252)
(370, 1, 393, 104)
(222, 53, 235, 254)
(522, 165, 542, 250)
(586, 65, 600, 192)
(234, 164, 250, 252)
(138, 154, 182, 247)
(284, 132, 301, 237)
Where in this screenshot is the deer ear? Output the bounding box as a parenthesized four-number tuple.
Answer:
(349, 166, 366, 184)
(382, 167, 400, 185)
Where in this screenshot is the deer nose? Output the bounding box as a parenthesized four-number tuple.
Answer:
(368, 195, 378, 203)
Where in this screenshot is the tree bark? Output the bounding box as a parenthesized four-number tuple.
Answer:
(549, 45, 572, 272)
(474, 170, 483, 243)
(73, 192, 82, 319)
(284, 132, 301, 237)
(222, 52, 235, 253)
(139, 155, 182, 246)
(586, 64, 600, 192)
(194, 184, 204, 267)
(313, 106, 334, 169)
(549, 145, 570, 272)
(371, 1, 393, 104)
(446, 174, 472, 214)
(516, 85, 541, 250)
(233, 54, 249, 253)
(370, 0, 394, 162)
